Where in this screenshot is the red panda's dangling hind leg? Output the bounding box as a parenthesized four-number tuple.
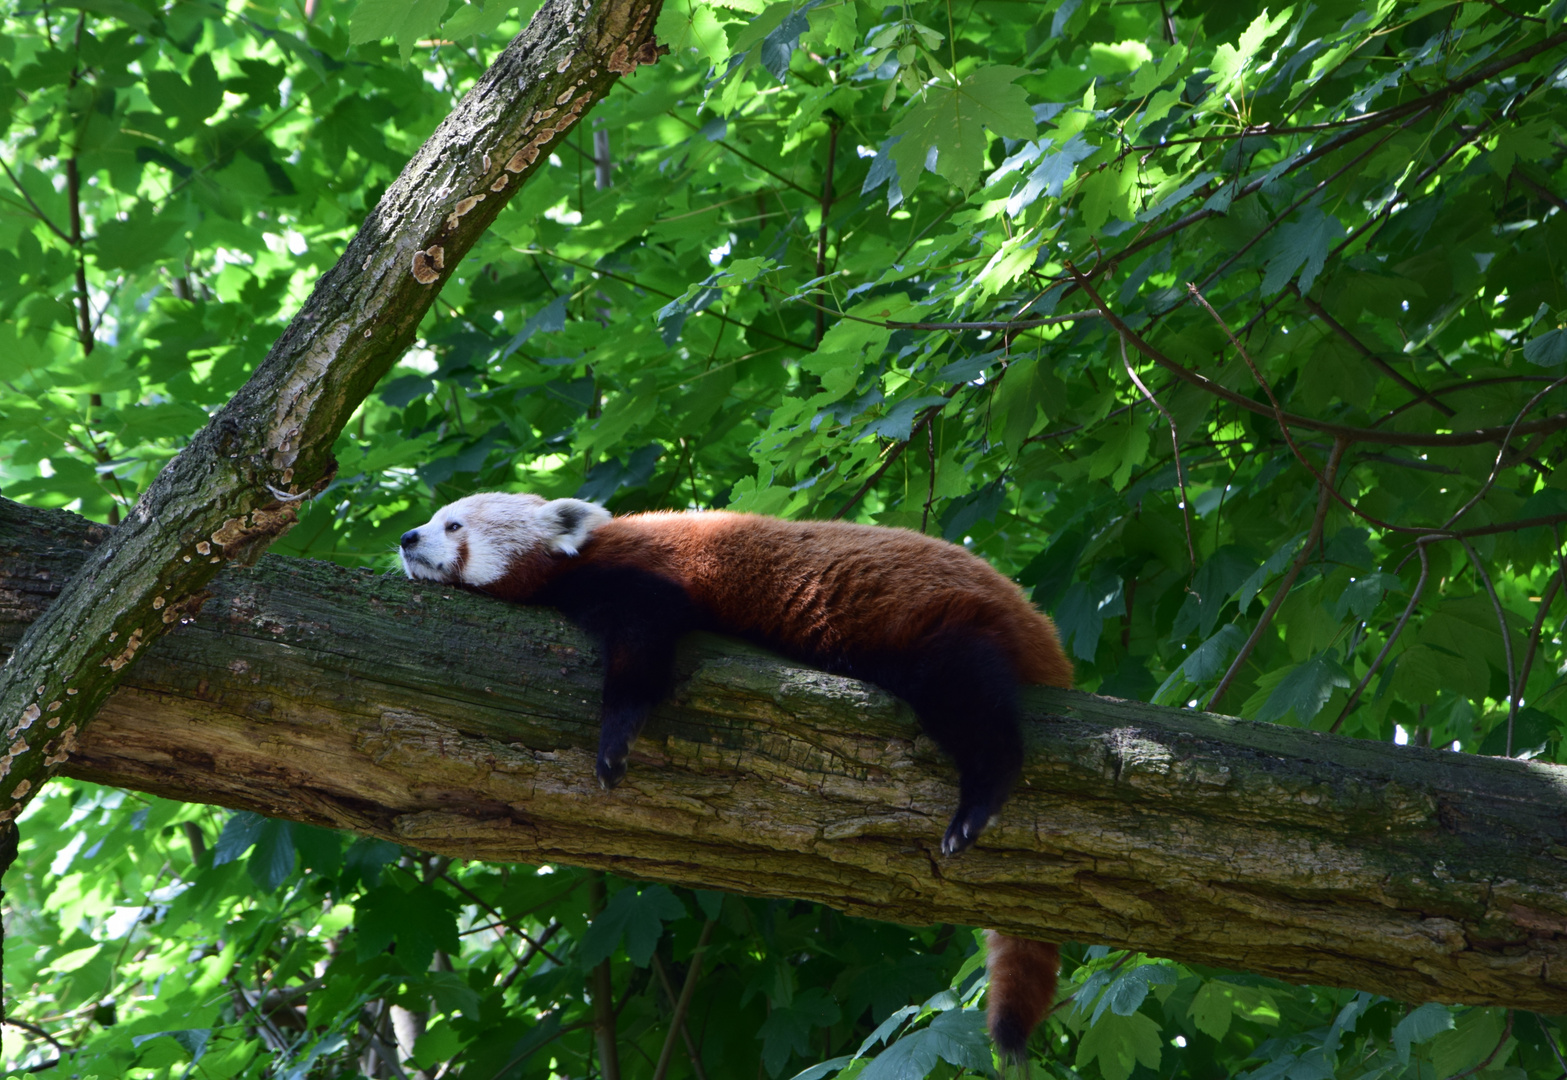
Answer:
(851, 629, 1026, 856)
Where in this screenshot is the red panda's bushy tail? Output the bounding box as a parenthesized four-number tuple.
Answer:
(985, 931, 1059, 1068)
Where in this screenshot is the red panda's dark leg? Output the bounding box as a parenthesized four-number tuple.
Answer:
(536, 566, 703, 789)
(856, 631, 1026, 856)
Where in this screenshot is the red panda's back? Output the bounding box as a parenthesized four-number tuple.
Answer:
(579, 512, 1073, 688)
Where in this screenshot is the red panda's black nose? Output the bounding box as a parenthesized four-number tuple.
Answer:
(400, 530, 420, 549)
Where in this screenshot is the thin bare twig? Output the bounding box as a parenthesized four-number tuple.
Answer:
(815, 120, 838, 346)
(0, 158, 72, 243)
(1453, 1011, 1516, 1079)
(1513, 169, 1567, 211)
(1330, 540, 1435, 734)
(1371, 375, 1560, 429)
(651, 919, 716, 1080)
(1067, 266, 1567, 450)
(1543, 1014, 1567, 1080)
(497, 920, 563, 991)
(1119, 335, 1195, 571)
(589, 874, 622, 1080)
(922, 422, 937, 534)
(1442, 375, 1567, 532)
(1197, 118, 1416, 294)
(1208, 438, 1347, 711)
(2, 1017, 68, 1054)
(833, 383, 966, 520)
(1516, 572, 1562, 725)
(1291, 288, 1452, 416)
(1092, 29, 1567, 290)
(887, 313, 1103, 332)
(435, 870, 564, 966)
(1458, 537, 1518, 753)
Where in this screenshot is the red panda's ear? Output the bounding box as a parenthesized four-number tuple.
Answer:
(541, 499, 612, 556)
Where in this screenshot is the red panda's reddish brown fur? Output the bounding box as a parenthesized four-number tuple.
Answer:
(987, 933, 1062, 1066)
(490, 511, 1075, 690)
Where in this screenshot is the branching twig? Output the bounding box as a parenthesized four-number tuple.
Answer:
(833, 383, 966, 520)
(435, 870, 564, 965)
(497, 920, 563, 991)
(1330, 540, 1435, 734)
(1442, 375, 1567, 532)
(1208, 439, 1347, 711)
(1067, 266, 1567, 450)
(1291, 288, 1452, 416)
(651, 919, 716, 1080)
(1119, 335, 1195, 571)
(1196, 118, 1416, 294)
(2, 1017, 68, 1054)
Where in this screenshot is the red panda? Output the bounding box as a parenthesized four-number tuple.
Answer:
(399, 492, 1067, 1063)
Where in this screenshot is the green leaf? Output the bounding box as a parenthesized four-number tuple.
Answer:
(213, 810, 265, 866)
(1002, 133, 1100, 216)
(350, 0, 449, 61)
(1394, 1002, 1456, 1063)
(579, 884, 687, 967)
(411, 1020, 469, 1069)
(760, 988, 844, 1077)
(57, 0, 156, 31)
(444, 0, 517, 39)
(657, 0, 733, 67)
(1261, 206, 1344, 296)
(354, 881, 462, 972)
(1154, 624, 1247, 704)
(888, 66, 1036, 194)
(1209, 8, 1291, 90)
(1188, 981, 1280, 1040)
(1522, 327, 1567, 367)
(1077, 1010, 1163, 1080)
(146, 55, 223, 127)
(247, 817, 297, 890)
(1256, 652, 1351, 725)
(860, 1009, 990, 1080)
(1088, 413, 1150, 489)
(1430, 1008, 1507, 1078)
(1081, 160, 1137, 233)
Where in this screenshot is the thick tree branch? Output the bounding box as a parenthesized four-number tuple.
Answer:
(0, 0, 665, 834)
(7, 499, 1567, 1011)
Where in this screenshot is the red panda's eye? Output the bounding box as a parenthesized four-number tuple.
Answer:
(446, 521, 462, 532)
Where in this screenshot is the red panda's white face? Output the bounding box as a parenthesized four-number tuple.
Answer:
(399, 492, 612, 586)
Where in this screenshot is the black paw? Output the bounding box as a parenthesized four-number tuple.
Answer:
(941, 802, 997, 857)
(596, 754, 628, 790)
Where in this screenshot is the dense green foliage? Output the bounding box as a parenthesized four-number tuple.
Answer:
(3, 0, 1567, 1075)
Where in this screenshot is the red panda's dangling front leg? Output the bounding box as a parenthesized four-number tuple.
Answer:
(849, 629, 1027, 856)
(536, 564, 705, 789)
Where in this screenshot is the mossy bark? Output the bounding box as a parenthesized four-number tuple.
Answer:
(6, 497, 1567, 1011)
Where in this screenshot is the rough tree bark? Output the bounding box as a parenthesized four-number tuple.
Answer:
(6, 497, 1567, 1013)
(0, 0, 662, 1012)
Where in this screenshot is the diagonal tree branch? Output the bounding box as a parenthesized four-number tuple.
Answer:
(0, 0, 665, 1011)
